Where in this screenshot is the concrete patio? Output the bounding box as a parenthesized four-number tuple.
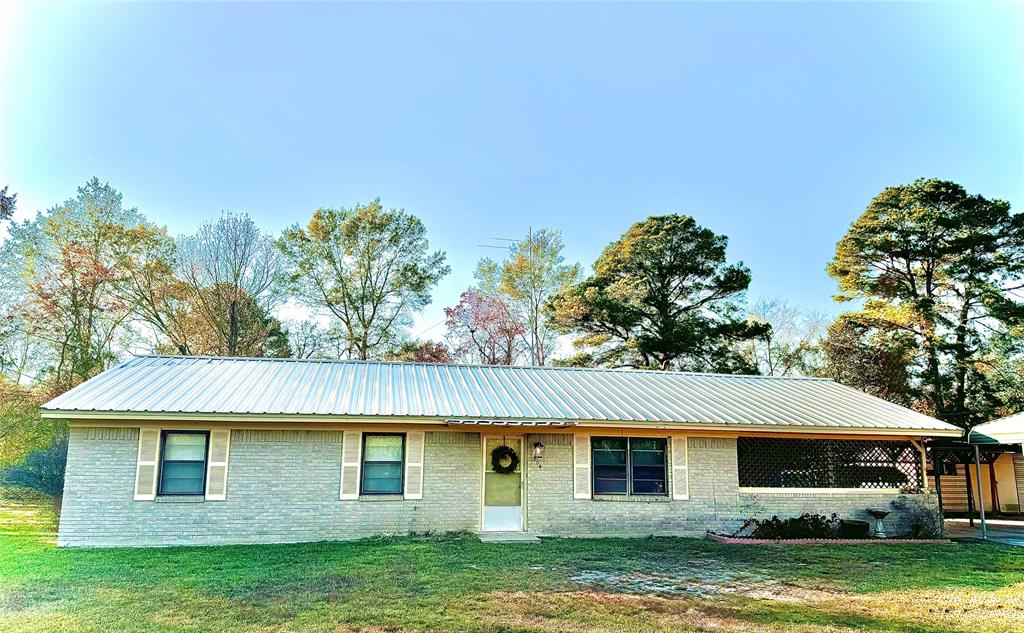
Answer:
(945, 518, 1024, 547)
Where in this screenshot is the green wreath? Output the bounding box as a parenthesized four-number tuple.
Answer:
(490, 444, 520, 474)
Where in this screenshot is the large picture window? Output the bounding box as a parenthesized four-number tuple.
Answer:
(361, 434, 405, 495)
(159, 431, 209, 496)
(737, 437, 923, 489)
(592, 437, 668, 496)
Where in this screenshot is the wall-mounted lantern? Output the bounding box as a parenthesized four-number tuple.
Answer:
(532, 441, 545, 467)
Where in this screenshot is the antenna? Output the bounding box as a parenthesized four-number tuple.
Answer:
(478, 229, 540, 365)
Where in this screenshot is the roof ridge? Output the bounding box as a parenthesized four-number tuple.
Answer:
(127, 354, 832, 381)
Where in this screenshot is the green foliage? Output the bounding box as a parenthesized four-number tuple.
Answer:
(1, 435, 68, 496)
(383, 340, 453, 363)
(3, 178, 159, 388)
(474, 229, 580, 365)
(2, 492, 1023, 632)
(819, 317, 919, 409)
(0, 379, 63, 468)
(827, 178, 1024, 426)
(547, 215, 767, 371)
(0, 185, 15, 222)
(279, 200, 449, 360)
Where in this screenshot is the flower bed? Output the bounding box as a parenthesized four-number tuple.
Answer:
(706, 531, 953, 545)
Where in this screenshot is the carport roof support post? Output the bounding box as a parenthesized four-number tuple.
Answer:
(974, 444, 988, 539)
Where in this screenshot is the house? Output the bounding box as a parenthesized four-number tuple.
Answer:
(42, 356, 962, 547)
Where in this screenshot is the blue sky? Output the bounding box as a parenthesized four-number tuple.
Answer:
(1, 1, 1021, 340)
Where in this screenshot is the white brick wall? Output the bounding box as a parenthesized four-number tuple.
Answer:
(58, 428, 481, 547)
(58, 427, 934, 546)
(524, 434, 932, 537)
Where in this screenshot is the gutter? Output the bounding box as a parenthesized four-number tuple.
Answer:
(40, 409, 964, 437)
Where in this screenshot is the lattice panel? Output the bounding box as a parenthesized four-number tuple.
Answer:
(737, 438, 922, 489)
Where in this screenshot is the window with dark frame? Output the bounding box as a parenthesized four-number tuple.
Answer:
(361, 433, 405, 495)
(592, 437, 668, 496)
(158, 431, 209, 496)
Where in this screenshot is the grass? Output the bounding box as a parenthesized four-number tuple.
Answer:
(2, 487, 1023, 632)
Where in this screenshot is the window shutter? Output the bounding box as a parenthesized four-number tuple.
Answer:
(573, 433, 591, 499)
(134, 428, 161, 500)
(340, 431, 362, 500)
(205, 429, 231, 501)
(404, 431, 425, 500)
(671, 436, 689, 500)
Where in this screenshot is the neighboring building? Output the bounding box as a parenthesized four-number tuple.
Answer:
(930, 413, 1024, 516)
(43, 356, 962, 547)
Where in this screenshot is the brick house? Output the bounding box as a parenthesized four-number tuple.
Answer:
(43, 356, 962, 547)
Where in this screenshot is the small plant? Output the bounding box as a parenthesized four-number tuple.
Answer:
(890, 496, 942, 539)
(732, 513, 840, 539)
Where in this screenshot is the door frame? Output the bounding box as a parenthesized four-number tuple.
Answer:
(480, 434, 525, 532)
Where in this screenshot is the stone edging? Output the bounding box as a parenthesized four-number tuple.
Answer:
(706, 531, 953, 545)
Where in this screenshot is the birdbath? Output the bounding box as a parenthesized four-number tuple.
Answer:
(867, 509, 891, 539)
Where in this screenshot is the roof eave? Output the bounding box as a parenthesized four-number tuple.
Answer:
(40, 408, 964, 436)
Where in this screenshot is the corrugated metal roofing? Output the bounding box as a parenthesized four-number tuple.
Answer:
(41, 356, 960, 434)
(969, 412, 1024, 445)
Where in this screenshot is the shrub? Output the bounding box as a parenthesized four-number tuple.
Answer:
(890, 495, 942, 539)
(1, 434, 67, 497)
(733, 513, 840, 539)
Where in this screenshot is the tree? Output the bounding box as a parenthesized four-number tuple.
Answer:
(547, 214, 768, 371)
(819, 317, 918, 409)
(0, 435, 68, 498)
(827, 178, 1024, 427)
(0, 379, 60, 468)
(475, 229, 580, 365)
(177, 212, 282, 357)
(112, 224, 195, 355)
(278, 200, 449, 360)
(384, 340, 453, 363)
(444, 289, 524, 365)
(160, 285, 290, 358)
(282, 321, 334, 359)
(12, 179, 152, 388)
(1, 185, 16, 223)
(965, 327, 1024, 421)
(741, 299, 826, 376)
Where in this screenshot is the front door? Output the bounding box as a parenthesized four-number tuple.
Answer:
(483, 436, 523, 531)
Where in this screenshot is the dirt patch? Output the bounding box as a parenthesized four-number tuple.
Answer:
(481, 590, 772, 633)
(569, 569, 839, 602)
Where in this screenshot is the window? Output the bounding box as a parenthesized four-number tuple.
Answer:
(159, 431, 208, 496)
(737, 437, 923, 489)
(592, 437, 668, 496)
(361, 434, 404, 495)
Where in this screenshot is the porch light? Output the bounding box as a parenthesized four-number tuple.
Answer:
(532, 441, 545, 467)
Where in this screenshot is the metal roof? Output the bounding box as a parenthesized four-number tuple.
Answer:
(969, 412, 1024, 445)
(41, 355, 960, 434)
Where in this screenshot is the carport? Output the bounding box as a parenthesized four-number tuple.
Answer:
(958, 413, 1024, 540)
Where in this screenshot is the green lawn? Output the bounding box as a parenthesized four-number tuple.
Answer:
(2, 487, 1023, 633)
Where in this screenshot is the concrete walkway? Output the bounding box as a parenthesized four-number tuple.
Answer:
(479, 531, 541, 543)
(945, 518, 1024, 547)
